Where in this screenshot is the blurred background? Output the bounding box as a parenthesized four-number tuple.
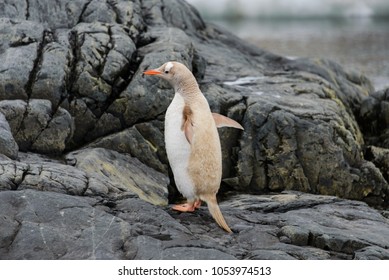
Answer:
(186, 0, 389, 91)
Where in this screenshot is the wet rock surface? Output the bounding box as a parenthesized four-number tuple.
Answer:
(0, 0, 388, 259)
(1, 189, 388, 260)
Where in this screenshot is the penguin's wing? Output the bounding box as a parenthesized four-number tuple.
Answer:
(182, 105, 194, 144)
(184, 118, 193, 144)
(212, 113, 244, 130)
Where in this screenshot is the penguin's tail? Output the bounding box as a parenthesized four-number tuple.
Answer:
(203, 195, 232, 233)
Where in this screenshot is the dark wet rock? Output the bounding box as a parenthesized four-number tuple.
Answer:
(0, 99, 74, 154)
(0, 112, 18, 159)
(0, 19, 44, 100)
(1, 190, 388, 260)
(0, 189, 132, 259)
(0, 159, 87, 195)
(358, 87, 389, 203)
(358, 88, 389, 148)
(354, 246, 389, 260)
(365, 146, 389, 183)
(87, 120, 168, 174)
(0, 0, 388, 260)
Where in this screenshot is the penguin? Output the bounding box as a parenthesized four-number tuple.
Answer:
(144, 61, 243, 233)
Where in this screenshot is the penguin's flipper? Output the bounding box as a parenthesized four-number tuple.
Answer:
(212, 113, 244, 130)
(183, 118, 193, 144)
(182, 105, 194, 144)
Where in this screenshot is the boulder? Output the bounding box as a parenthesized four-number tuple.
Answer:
(0, 0, 388, 259)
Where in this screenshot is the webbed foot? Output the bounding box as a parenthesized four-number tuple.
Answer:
(172, 199, 201, 212)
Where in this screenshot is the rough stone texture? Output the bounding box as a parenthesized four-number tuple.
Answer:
(359, 88, 389, 148)
(0, 190, 388, 260)
(0, 99, 74, 154)
(66, 148, 169, 205)
(0, 149, 168, 206)
(0, 0, 388, 259)
(0, 112, 19, 159)
(0, 189, 132, 259)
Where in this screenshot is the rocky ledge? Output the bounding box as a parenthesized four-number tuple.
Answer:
(0, 0, 388, 259)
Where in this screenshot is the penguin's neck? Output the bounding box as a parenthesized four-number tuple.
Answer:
(174, 76, 201, 104)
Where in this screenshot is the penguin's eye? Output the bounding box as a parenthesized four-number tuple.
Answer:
(164, 70, 169, 74)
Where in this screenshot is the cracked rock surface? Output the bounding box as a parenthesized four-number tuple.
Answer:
(0, 0, 388, 259)
(1, 189, 388, 260)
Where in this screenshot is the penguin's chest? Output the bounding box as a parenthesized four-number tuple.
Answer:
(164, 93, 195, 199)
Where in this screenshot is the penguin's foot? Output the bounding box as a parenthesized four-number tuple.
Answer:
(172, 203, 196, 212)
(172, 199, 201, 212)
(194, 199, 201, 209)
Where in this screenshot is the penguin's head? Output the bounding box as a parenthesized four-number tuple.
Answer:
(143, 61, 193, 89)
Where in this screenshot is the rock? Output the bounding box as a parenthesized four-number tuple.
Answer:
(0, 189, 132, 259)
(0, 0, 145, 34)
(0, 112, 18, 159)
(0, 153, 88, 194)
(280, 225, 309, 246)
(0, 0, 388, 260)
(358, 88, 389, 200)
(87, 120, 168, 174)
(1, 2, 387, 205)
(354, 246, 389, 260)
(0, 99, 74, 154)
(66, 148, 169, 206)
(1, 190, 388, 260)
(0, 18, 44, 100)
(359, 88, 389, 148)
(126, 236, 237, 260)
(0, 148, 168, 206)
(365, 146, 389, 183)
(217, 66, 387, 205)
(30, 40, 70, 108)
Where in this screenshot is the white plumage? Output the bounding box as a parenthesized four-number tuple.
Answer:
(165, 92, 196, 200)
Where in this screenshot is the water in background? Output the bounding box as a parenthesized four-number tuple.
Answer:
(214, 17, 389, 91)
(187, 0, 389, 91)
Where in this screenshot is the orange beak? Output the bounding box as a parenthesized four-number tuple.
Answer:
(143, 69, 162, 75)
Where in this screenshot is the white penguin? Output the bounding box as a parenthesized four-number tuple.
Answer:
(144, 61, 243, 233)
